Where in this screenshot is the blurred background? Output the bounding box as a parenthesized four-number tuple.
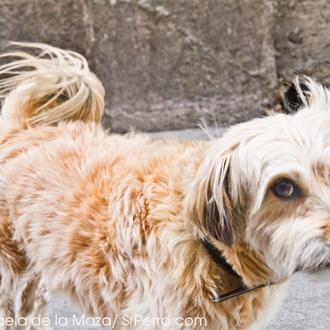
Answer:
(2, 0, 330, 329)
(1, 0, 330, 133)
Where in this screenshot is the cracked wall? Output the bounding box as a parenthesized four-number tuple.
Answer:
(0, 0, 329, 132)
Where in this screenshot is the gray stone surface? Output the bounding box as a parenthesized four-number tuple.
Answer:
(91, 0, 277, 132)
(1, 0, 330, 132)
(268, 270, 330, 330)
(0, 0, 285, 132)
(273, 0, 330, 83)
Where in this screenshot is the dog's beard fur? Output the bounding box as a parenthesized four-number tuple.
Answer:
(0, 44, 329, 329)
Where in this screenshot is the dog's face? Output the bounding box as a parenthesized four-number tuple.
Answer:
(186, 78, 330, 281)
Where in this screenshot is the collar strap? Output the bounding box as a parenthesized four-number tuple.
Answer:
(201, 239, 276, 303)
(201, 239, 241, 279)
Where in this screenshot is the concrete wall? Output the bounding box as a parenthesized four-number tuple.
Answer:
(0, 0, 329, 132)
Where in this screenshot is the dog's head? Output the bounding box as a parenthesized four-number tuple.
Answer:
(185, 77, 330, 281)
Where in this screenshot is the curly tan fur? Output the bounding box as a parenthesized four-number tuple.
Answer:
(0, 42, 104, 129)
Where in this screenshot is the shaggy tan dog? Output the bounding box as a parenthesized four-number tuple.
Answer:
(0, 43, 329, 330)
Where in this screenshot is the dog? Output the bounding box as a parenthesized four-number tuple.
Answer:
(0, 43, 329, 330)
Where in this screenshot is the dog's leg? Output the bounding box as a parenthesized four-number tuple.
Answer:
(27, 284, 51, 330)
(0, 216, 23, 329)
(0, 213, 50, 330)
(0, 272, 16, 330)
(13, 277, 51, 330)
(0, 276, 50, 330)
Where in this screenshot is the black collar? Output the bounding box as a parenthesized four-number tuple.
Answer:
(201, 239, 240, 278)
(201, 239, 276, 303)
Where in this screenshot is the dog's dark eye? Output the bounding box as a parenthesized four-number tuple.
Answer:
(271, 179, 302, 200)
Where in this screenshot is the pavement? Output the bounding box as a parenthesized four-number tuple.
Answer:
(47, 128, 330, 329)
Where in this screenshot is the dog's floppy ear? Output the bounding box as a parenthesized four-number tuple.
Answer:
(283, 78, 310, 114)
(185, 149, 245, 246)
(283, 76, 329, 114)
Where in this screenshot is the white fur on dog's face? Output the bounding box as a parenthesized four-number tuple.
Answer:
(190, 78, 330, 282)
(244, 108, 330, 280)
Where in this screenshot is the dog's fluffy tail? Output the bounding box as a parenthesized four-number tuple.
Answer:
(0, 42, 105, 129)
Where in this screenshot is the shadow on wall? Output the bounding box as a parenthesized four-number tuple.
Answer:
(0, 0, 329, 132)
